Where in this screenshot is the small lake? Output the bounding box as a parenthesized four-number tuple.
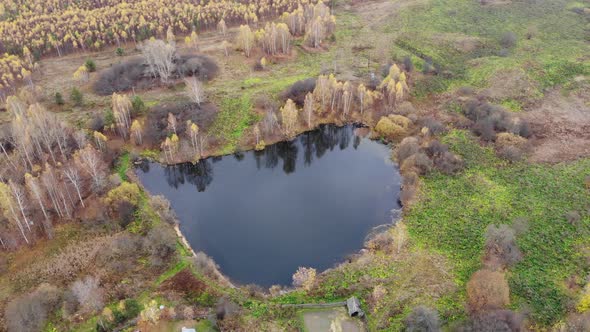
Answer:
(136, 124, 401, 286)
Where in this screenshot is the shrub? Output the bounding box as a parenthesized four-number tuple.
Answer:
(61, 289, 79, 318)
(496, 132, 527, 149)
(292, 267, 317, 290)
(388, 114, 412, 129)
(396, 101, 416, 116)
(71, 276, 104, 314)
(105, 182, 143, 208)
(395, 137, 420, 163)
(500, 32, 517, 48)
(116, 200, 136, 228)
(435, 151, 464, 174)
(93, 59, 145, 95)
(90, 113, 105, 131)
(401, 152, 433, 175)
(131, 95, 146, 116)
(281, 78, 316, 106)
(143, 225, 177, 267)
(366, 231, 394, 252)
(498, 146, 524, 162)
(0, 255, 7, 274)
(419, 117, 446, 135)
(216, 298, 240, 320)
(70, 87, 83, 106)
(403, 56, 414, 72)
(559, 313, 590, 331)
(466, 269, 510, 312)
(85, 59, 97, 72)
(161, 268, 207, 300)
(565, 211, 581, 226)
(483, 224, 522, 269)
(404, 306, 441, 332)
(425, 140, 447, 158)
(400, 185, 417, 207)
(150, 195, 178, 225)
(54, 92, 64, 105)
(116, 48, 124, 56)
(192, 252, 221, 279)
(474, 118, 496, 141)
(5, 283, 62, 332)
(463, 309, 524, 332)
(375, 116, 407, 140)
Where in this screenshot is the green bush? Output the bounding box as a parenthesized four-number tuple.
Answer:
(54, 92, 64, 105)
(116, 47, 124, 56)
(70, 88, 83, 106)
(131, 95, 146, 115)
(84, 59, 96, 72)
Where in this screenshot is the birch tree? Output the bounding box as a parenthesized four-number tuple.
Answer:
(24, 173, 53, 238)
(281, 99, 298, 137)
(75, 145, 105, 190)
(8, 180, 31, 233)
(237, 25, 255, 57)
(217, 19, 227, 36)
(167, 113, 177, 135)
(0, 182, 29, 244)
(131, 120, 143, 145)
(139, 39, 176, 83)
(304, 93, 314, 128)
(184, 77, 205, 105)
(112, 93, 132, 139)
(63, 167, 85, 207)
(186, 120, 200, 155)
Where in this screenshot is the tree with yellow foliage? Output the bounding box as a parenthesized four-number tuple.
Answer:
(237, 25, 255, 57)
(281, 99, 299, 137)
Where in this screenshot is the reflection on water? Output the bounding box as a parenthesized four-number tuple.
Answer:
(155, 125, 364, 191)
(137, 124, 400, 286)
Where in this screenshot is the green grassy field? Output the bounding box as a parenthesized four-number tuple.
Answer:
(405, 130, 590, 325)
(386, 0, 590, 97)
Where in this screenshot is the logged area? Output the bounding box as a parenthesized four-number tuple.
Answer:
(0, 0, 588, 331)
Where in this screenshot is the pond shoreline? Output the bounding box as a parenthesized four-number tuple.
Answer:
(134, 123, 401, 288)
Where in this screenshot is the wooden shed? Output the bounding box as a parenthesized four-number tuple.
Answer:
(346, 296, 364, 317)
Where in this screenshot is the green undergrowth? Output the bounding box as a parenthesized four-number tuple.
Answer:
(209, 96, 258, 153)
(405, 130, 590, 326)
(388, 0, 589, 97)
(115, 151, 131, 181)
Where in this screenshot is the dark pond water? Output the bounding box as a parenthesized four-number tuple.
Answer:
(136, 124, 401, 286)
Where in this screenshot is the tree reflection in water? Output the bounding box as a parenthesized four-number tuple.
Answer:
(158, 124, 363, 192)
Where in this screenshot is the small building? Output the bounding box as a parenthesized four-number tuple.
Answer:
(346, 296, 364, 317)
(181, 328, 196, 332)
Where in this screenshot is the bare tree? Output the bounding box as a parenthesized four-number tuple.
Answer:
(71, 276, 104, 313)
(0, 182, 29, 244)
(75, 145, 105, 191)
(167, 113, 177, 135)
(139, 39, 177, 83)
(8, 180, 31, 233)
(63, 166, 85, 208)
(24, 174, 53, 238)
(217, 19, 227, 36)
(186, 120, 200, 155)
(304, 93, 314, 128)
(184, 77, 205, 105)
(112, 93, 132, 139)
